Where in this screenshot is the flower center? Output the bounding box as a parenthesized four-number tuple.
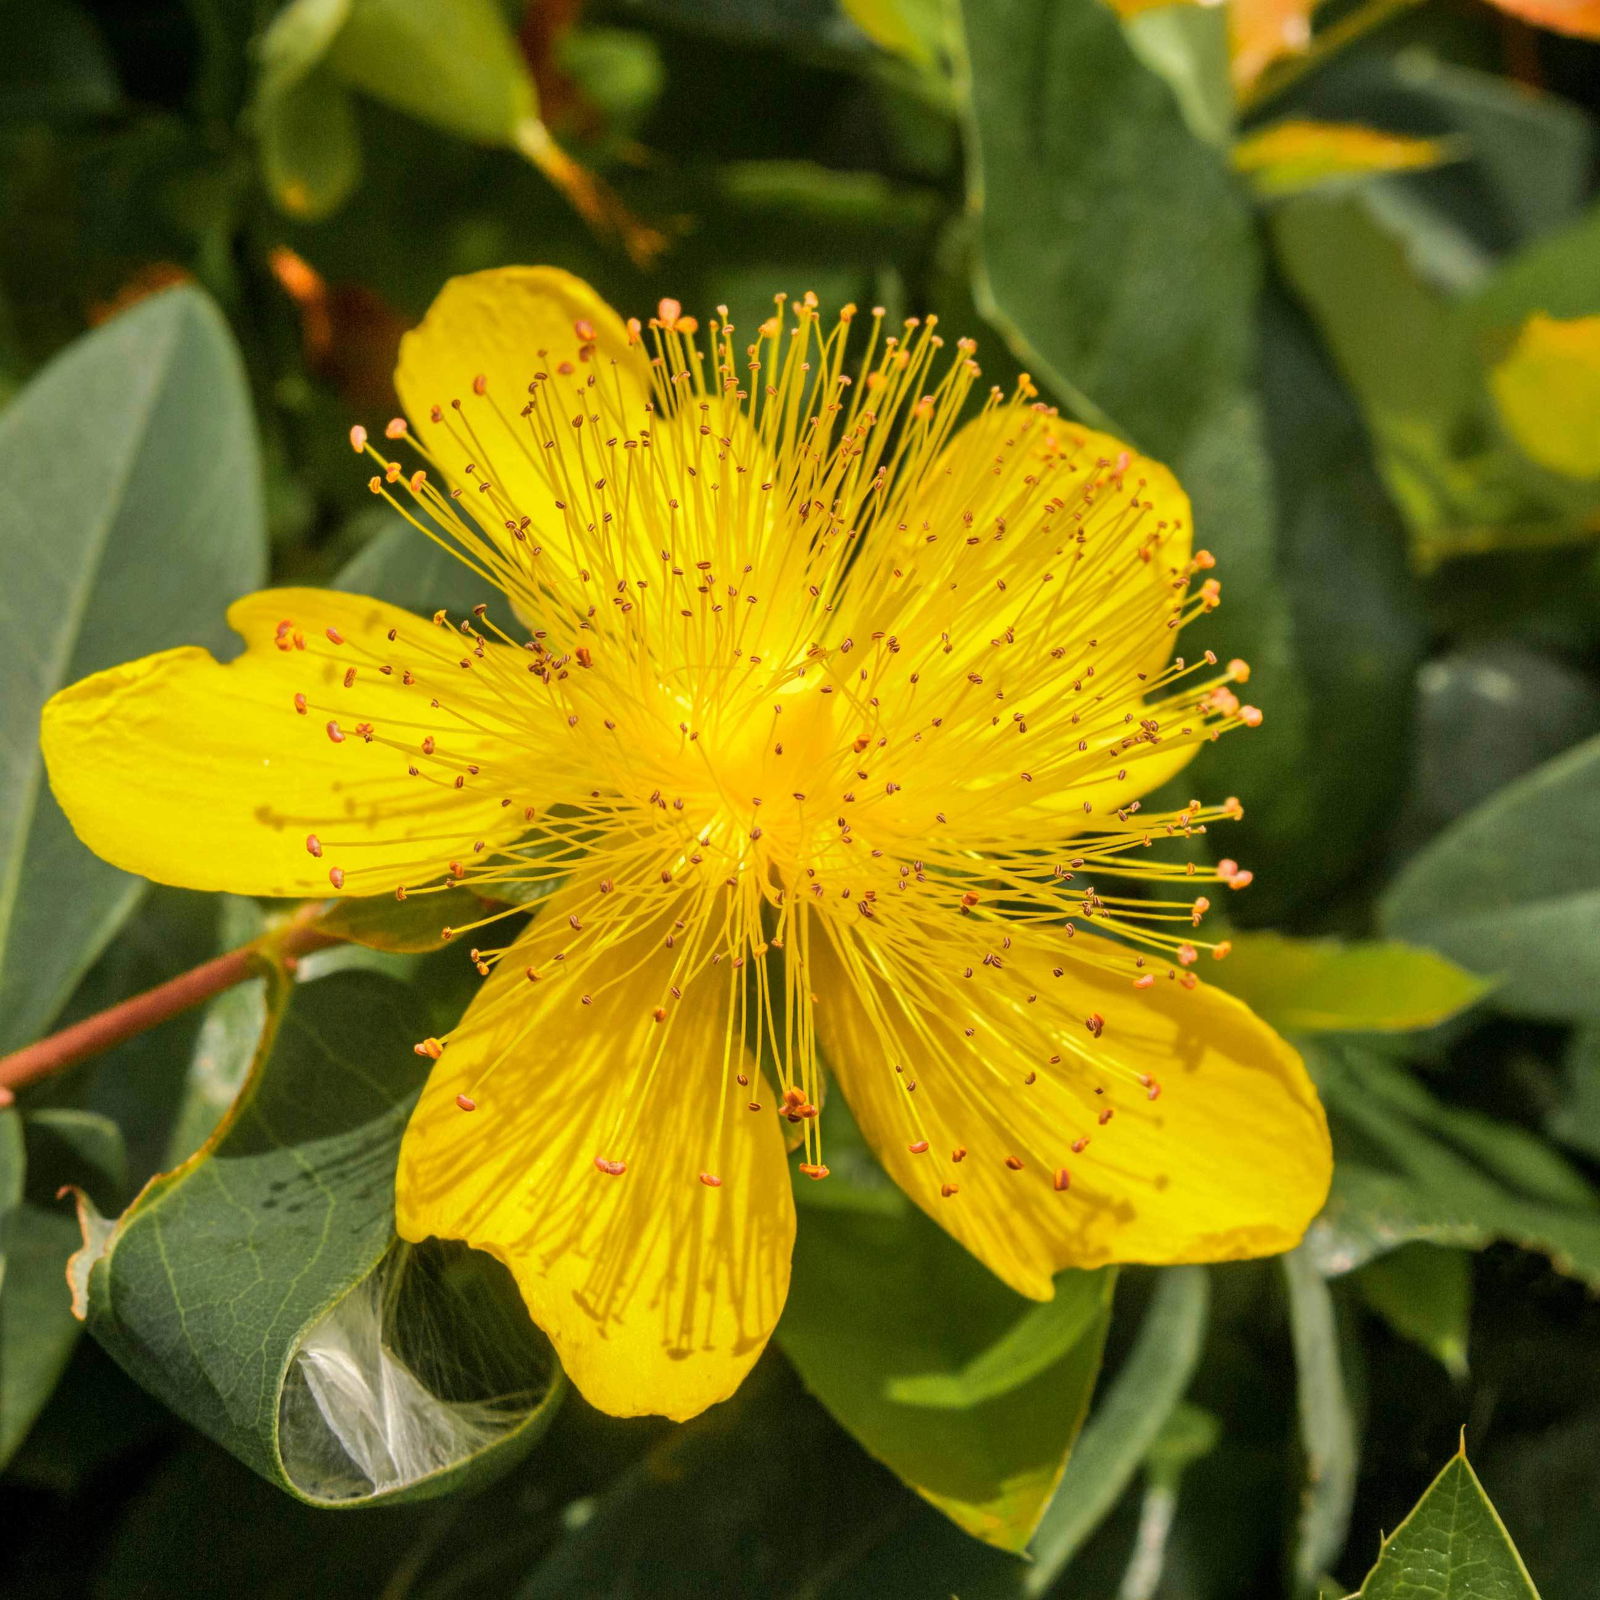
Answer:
(312, 292, 1264, 1183)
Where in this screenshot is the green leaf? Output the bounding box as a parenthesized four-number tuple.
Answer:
(841, 0, 943, 65)
(0, 0, 120, 120)
(1293, 53, 1593, 272)
(1355, 1243, 1471, 1380)
(1284, 1246, 1359, 1592)
(516, 1358, 918, 1600)
(1382, 733, 1600, 1023)
(313, 884, 503, 953)
(1352, 1447, 1540, 1599)
(1122, 3, 1232, 150)
(255, 0, 352, 99)
(1273, 190, 1600, 566)
(1307, 1047, 1600, 1287)
(73, 969, 562, 1504)
(258, 66, 363, 220)
(1023, 1266, 1210, 1592)
(0, 1108, 21, 1298)
(1468, 199, 1600, 335)
(955, 0, 1253, 457)
(1549, 1026, 1600, 1164)
(778, 1197, 1114, 1551)
(1200, 287, 1422, 922)
(956, 0, 1404, 920)
(324, 0, 537, 148)
(1214, 934, 1490, 1034)
(1270, 192, 1481, 561)
(334, 512, 492, 620)
(0, 286, 266, 1054)
(1, 1109, 125, 1467)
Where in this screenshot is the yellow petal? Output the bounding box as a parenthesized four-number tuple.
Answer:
(395, 895, 795, 1421)
(843, 413, 1200, 817)
(813, 918, 1329, 1298)
(42, 588, 542, 898)
(393, 268, 649, 586)
(1490, 313, 1600, 481)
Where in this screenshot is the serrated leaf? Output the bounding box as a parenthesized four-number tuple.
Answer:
(779, 1196, 1114, 1552)
(1382, 733, 1600, 1022)
(73, 969, 562, 1503)
(0, 287, 266, 1054)
(1353, 1448, 1540, 1599)
(1214, 934, 1490, 1034)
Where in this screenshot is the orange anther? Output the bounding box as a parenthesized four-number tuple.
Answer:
(327, 866, 345, 889)
(799, 1164, 830, 1180)
(385, 417, 406, 439)
(652, 1006, 667, 1022)
(349, 425, 367, 452)
(293, 693, 308, 714)
(940, 1183, 960, 1198)
(414, 1037, 443, 1059)
(951, 1147, 967, 1162)
(1054, 1168, 1072, 1192)
(325, 721, 344, 743)
(699, 1172, 723, 1188)
(908, 1139, 930, 1154)
(1004, 1156, 1024, 1171)
(472, 373, 487, 395)
(305, 834, 322, 857)
(455, 1094, 477, 1112)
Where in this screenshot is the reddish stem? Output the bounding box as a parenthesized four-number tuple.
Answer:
(0, 916, 339, 1101)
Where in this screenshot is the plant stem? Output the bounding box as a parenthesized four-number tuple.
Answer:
(0, 912, 338, 1102)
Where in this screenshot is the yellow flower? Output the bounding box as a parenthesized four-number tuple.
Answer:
(42, 268, 1330, 1422)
